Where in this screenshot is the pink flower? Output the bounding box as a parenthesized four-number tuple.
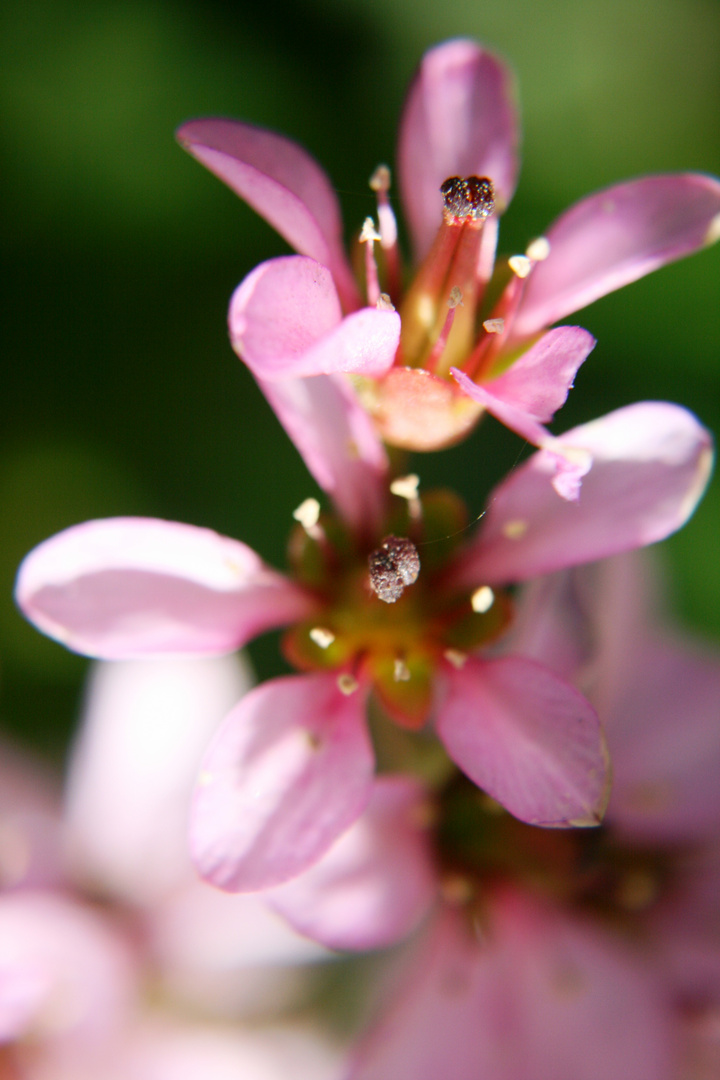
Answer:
(177, 39, 720, 494)
(15, 394, 712, 893)
(0, 665, 341, 1080)
(343, 552, 720, 1080)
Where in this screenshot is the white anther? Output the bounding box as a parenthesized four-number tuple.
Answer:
(443, 648, 467, 670)
(390, 473, 421, 521)
(369, 164, 391, 192)
(448, 286, 463, 309)
(293, 497, 321, 530)
(525, 236, 551, 261)
(360, 217, 382, 244)
(393, 658, 411, 682)
(337, 673, 359, 696)
(309, 627, 335, 649)
(376, 293, 395, 311)
(471, 586, 495, 613)
(508, 255, 532, 278)
(390, 474, 420, 500)
(482, 318, 505, 334)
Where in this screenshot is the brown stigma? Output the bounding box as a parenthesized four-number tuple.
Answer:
(441, 176, 495, 224)
(368, 535, 420, 603)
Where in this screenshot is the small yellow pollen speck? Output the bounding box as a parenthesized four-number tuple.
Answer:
(337, 673, 359, 696)
(616, 869, 659, 912)
(197, 770, 213, 787)
(448, 286, 463, 309)
(306, 730, 323, 751)
(369, 164, 391, 192)
(706, 212, 720, 246)
(390, 473, 420, 500)
(293, 497, 321, 530)
(360, 217, 381, 244)
(508, 254, 532, 278)
(309, 626, 335, 649)
(393, 658, 411, 682)
(471, 585, 495, 613)
(440, 873, 474, 905)
(443, 648, 467, 669)
(502, 519, 528, 540)
(525, 236, 551, 261)
(376, 293, 395, 311)
(482, 318, 505, 334)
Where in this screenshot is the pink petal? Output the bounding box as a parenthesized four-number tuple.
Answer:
(65, 655, 252, 905)
(481, 326, 596, 422)
(513, 173, 720, 338)
(397, 38, 520, 261)
(0, 892, 137, 1049)
(350, 895, 675, 1080)
(453, 402, 713, 587)
(268, 776, 436, 951)
(606, 637, 720, 844)
(15, 518, 315, 659)
(229, 256, 400, 380)
(437, 657, 609, 827)
(259, 374, 389, 536)
(190, 673, 375, 891)
(177, 118, 360, 311)
(150, 886, 329, 1020)
(451, 328, 595, 498)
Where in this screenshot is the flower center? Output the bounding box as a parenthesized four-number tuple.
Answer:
(283, 488, 511, 729)
(436, 773, 679, 928)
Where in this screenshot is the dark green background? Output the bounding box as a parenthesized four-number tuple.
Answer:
(2, 0, 719, 758)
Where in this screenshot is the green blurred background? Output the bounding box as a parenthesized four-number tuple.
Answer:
(2, 0, 719, 759)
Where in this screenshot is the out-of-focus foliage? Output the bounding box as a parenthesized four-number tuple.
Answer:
(2, 0, 719, 754)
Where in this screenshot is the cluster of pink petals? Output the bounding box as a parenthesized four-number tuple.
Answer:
(0, 666, 341, 1080)
(317, 554, 720, 1079)
(177, 38, 720, 496)
(15, 392, 713, 895)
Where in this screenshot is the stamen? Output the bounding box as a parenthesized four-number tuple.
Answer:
(337, 673, 359, 696)
(359, 217, 382, 307)
(440, 873, 474, 905)
(508, 254, 532, 278)
(482, 317, 505, 334)
(368, 535, 420, 603)
(369, 164, 401, 299)
(441, 177, 495, 225)
(376, 293, 395, 311)
(293, 497, 321, 530)
(471, 586, 495, 613)
(443, 648, 467, 669)
(309, 627, 335, 649)
(390, 473, 420, 499)
(425, 287, 463, 373)
(393, 658, 411, 682)
(525, 236, 551, 261)
(391, 473, 422, 523)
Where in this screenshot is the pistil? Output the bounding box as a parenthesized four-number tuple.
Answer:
(398, 176, 495, 376)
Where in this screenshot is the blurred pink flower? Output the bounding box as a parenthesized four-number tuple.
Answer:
(340, 553, 720, 1079)
(15, 398, 712, 893)
(0, 661, 341, 1080)
(177, 38, 720, 491)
